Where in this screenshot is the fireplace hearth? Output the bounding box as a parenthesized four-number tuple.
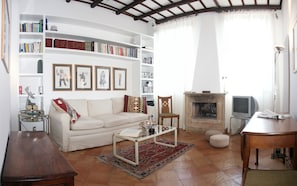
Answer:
(185, 92, 225, 132)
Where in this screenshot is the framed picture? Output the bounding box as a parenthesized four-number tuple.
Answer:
(75, 65, 92, 90)
(113, 67, 127, 90)
(293, 19, 297, 73)
(1, 0, 10, 73)
(95, 66, 111, 90)
(53, 64, 72, 91)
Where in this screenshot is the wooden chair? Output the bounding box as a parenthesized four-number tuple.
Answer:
(157, 96, 179, 129)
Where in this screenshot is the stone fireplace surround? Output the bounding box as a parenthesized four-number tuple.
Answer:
(184, 92, 225, 132)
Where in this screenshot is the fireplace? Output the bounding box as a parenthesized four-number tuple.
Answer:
(185, 92, 225, 132)
(193, 102, 217, 119)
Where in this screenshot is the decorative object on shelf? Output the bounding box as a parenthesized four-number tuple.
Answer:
(95, 66, 111, 90)
(75, 65, 92, 90)
(1, 0, 10, 73)
(24, 86, 38, 111)
(37, 59, 43, 73)
(38, 86, 43, 95)
(53, 64, 72, 91)
(50, 25, 58, 31)
(19, 85, 22, 94)
(113, 67, 127, 90)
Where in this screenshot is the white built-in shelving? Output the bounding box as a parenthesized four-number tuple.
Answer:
(18, 13, 154, 113)
(18, 14, 44, 112)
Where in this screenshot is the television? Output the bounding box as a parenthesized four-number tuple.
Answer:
(232, 96, 256, 118)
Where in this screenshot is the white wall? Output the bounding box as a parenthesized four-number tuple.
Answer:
(0, 0, 11, 178)
(9, 0, 153, 130)
(192, 13, 221, 92)
(282, 0, 297, 118)
(0, 62, 10, 182)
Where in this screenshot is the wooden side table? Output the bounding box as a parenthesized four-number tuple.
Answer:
(1, 131, 77, 186)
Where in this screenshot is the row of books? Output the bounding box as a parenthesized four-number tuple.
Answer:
(45, 38, 138, 58)
(99, 43, 138, 58)
(19, 42, 42, 53)
(20, 20, 43, 32)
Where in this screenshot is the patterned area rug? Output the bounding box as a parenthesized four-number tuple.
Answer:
(98, 140, 194, 179)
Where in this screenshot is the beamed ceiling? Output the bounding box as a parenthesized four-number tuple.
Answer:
(65, 0, 282, 25)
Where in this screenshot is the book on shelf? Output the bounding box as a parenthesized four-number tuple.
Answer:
(19, 19, 43, 32)
(19, 41, 42, 53)
(45, 38, 52, 47)
(54, 39, 68, 48)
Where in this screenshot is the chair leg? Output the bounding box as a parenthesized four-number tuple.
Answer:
(170, 118, 173, 127)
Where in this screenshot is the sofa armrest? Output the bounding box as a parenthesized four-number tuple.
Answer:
(49, 108, 71, 152)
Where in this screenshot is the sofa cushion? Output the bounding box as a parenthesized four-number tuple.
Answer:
(66, 99, 88, 117)
(70, 116, 104, 130)
(119, 112, 148, 123)
(93, 114, 131, 128)
(124, 95, 147, 114)
(112, 97, 124, 113)
(52, 98, 81, 123)
(88, 99, 113, 116)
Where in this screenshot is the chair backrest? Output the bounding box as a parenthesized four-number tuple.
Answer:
(158, 96, 173, 114)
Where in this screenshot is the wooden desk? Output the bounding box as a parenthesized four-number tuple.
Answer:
(1, 131, 77, 186)
(241, 112, 297, 186)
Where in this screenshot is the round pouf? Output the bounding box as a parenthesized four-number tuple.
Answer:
(209, 134, 230, 148)
(205, 129, 223, 141)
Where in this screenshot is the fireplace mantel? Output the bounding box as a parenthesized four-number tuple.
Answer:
(184, 92, 225, 132)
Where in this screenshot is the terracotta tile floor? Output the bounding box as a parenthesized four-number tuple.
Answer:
(62, 130, 290, 186)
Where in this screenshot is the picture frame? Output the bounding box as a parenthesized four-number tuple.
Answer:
(75, 65, 92, 90)
(53, 64, 72, 91)
(293, 19, 297, 73)
(1, 0, 10, 73)
(95, 66, 111, 90)
(113, 67, 127, 90)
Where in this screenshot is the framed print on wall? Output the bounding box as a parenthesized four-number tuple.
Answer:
(75, 65, 92, 90)
(1, 0, 10, 73)
(95, 66, 111, 90)
(113, 67, 127, 90)
(53, 64, 72, 91)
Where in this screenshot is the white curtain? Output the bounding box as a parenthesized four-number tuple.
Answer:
(154, 11, 277, 130)
(154, 16, 200, 128)
(219, 11, 276, 131)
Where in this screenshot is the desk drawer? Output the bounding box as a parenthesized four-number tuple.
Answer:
(249, 134, 296, 148)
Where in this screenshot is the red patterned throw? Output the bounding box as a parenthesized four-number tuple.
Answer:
(124, 95, 147, 114)
(52, 98, 80, 123)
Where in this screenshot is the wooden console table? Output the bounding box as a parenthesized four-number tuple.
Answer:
(1, 131, 77, 186)
(241, 112, 297, 186)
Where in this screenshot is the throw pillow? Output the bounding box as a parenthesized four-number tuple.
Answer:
(124, 95, 147, 114)
(52, 98, 81, 123)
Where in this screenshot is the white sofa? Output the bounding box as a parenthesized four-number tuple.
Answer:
(49, 97, 149, 152)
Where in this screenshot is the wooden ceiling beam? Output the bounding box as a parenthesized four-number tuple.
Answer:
(134, 0, 197, 20)
(156, 4, 281, 24)
(91, 0, 103, 8)
(116, 0, 145, 15)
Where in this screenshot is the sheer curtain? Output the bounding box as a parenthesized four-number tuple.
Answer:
(154, 17, 200, 128)
(154, 11, 276, 130)
(219, 11, 276, 130)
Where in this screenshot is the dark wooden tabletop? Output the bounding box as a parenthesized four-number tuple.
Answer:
(2, 131, 77, 183)
(241, 112, 297, 135)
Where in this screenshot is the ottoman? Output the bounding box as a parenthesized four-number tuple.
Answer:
(205, 129, 223, 141)
(209, 134, 230, 148)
